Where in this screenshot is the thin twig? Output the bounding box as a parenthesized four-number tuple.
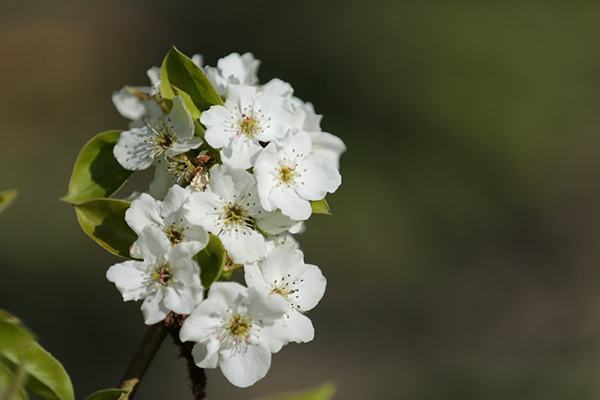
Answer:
(119, 322, 168, 399)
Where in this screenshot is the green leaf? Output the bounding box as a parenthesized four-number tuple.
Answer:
(160, 47, 223, 113)
(74, 199, 136, 258)
(255, 382, 336, 400)
(0, 309, 22, 324)
(2, 342, 74, 400)
(310, 199, 332, 215)
(0, 321, 34, 353)
(171, 86, 202, 121)
(61, 131, 134, 205)
(0, 189, 18, 215)
(196, 235, 226, 287)
(0, 362, 28, 400)
(83, 389, 129, 400)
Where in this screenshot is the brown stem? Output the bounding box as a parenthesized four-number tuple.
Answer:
(164, 313, 207, 400)
(119, 322, 168, 399)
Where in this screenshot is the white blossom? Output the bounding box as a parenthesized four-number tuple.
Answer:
(184, 164, 267, 264)
(200, 84, 294, 169)
(126, 186, 208, 257)
(244, 246, 325, 344)
(254, 131, 341, 221)
(292, 101, 346, 169)
(114, 96, 202, 171)
(112, 67, 161, 121)
(179, 282, 290, 388)
(204, 52, 261, 97)
(106, 226, 203, 325)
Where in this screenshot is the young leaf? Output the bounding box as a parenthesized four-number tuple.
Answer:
(0, 189, 18, 215)
(160, 47, 223, 113)
(0, 362, 28, 400)
(310, 199, 332, 215)
(171, 86, 202, 121)
(74, 199, 136, 258)
(83, 389, 129, 400)
(254, 382, 336, 400)
(2, 342, 74, 400)
(0, 309, 22, 324)
(196, 234, 226, 288)
(62, 131, 134, 205)
(0, 321, 34, 353)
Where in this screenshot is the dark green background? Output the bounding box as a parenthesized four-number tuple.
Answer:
(1, 1, 600, 399)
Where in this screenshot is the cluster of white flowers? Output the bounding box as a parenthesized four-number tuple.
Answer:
(107, 52, 345, 387)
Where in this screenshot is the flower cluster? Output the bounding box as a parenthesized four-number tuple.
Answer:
(106, 51, 345, 387)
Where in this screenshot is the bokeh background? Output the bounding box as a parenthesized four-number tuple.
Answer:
(2, 1, 600, 399)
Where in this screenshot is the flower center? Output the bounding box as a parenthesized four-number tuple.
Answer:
(148, 120, 176, 157)
(164, 225, 184, 245)
(222, 203, 253, 228)
(217, 312, 254, 345)
(237, 113, 262, 138)
(278, 165, 298, 185)
(151, 264, 172, 285)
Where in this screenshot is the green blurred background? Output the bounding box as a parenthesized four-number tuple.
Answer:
(2, 1, 600, 399)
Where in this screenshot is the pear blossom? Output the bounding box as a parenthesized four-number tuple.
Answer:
(200, 84, 294, 169)
(112, 66, 162, 121)
(114, 96, 202, 171)
(126, 186, 208, 257)
(106, 226, 203, 325)
(179, 282, 290, 388)
(255, 209, 302, 236)
(184, 164, 268, 264)
(265, 232, 299, 254)
(292, 101, 346, 169)
(255, 131, 341, 221)
(203, 52, 260, 97)
(244, 246, 325, 343)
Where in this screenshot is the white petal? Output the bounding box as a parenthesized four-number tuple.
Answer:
(209, 164, 255, 200)
(261, 78, 294, 97)
(191, 54, 204, 67)
(113, 127, 156, 170)
(219, 342, 271, 388)
(292, 101, 322, 132)
(160, 185, 189, 218)
(246, 287, 289, 322)
(244, 262, 270, 292)
(309, 131, 346, 169)
(146, 66, 161, 94)
(255, 210, 300, 235)
(163, 281, 203, 315)
(125, 193, 162, 234)
(271, 186, 312, 221)
(202, 105, 236, 149)
(219, 226, 266, 264)
(218, 53, 260, 86)
(106, 261, 150, 301)
(180, 298, 226, 342)
(296, 155, 341, 200)
(168, 136, 202, 155)
(284, 311, 314, 343)
(141, 290, 170, 325)
(220, 136, 262, 170)
(207, 282, 247, 309)
(260, 246, 305, 283)
(168, 96, 195, 141)
(253, 94, 294, 143)
(224, 85, 259, 116)
(291, 263, 326, 312)
(112, 88, 146, 120)
(191, 339, 220, 369)
(136, 226, 172, 263)
(184, 191, 221, 230)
